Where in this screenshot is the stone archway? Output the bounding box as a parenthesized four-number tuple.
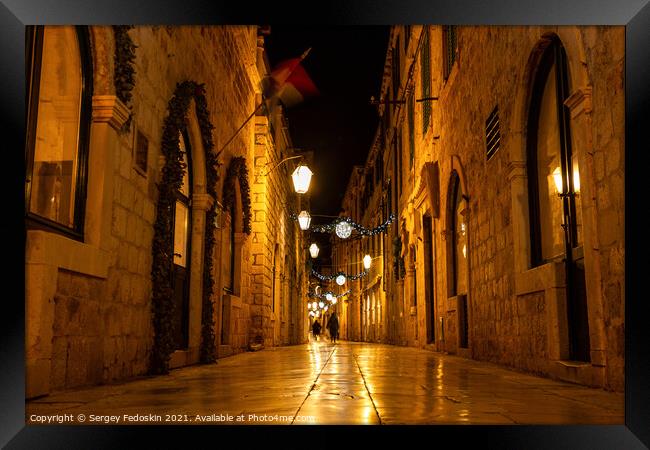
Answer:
(150, 81, 220, 374)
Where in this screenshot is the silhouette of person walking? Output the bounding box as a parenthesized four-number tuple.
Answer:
(327, 312, 339, 343)
(312, 319, 322, 341)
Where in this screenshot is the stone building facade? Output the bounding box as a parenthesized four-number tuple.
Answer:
(25, 25, 309, 398)
(334, 25, 624, 391)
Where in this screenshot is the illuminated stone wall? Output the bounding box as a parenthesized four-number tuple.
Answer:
(26, 25, 308, 397)
(339, 25, 624, 391)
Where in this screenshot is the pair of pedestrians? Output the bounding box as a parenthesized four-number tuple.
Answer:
(311, 312, 339, 343)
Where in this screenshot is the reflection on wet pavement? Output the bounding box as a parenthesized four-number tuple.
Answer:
(27, 340, 623, 425)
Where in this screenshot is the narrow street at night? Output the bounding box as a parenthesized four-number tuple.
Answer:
(26, 341, 623, 425)
(15, 15, 640, 445)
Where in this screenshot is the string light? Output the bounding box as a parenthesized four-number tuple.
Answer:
(309, 213, 395, 238)
(308, 289, 351, 300)
(311, 268, 367, 282)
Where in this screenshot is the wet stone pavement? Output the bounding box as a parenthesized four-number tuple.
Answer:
(26, 341, 624, 425)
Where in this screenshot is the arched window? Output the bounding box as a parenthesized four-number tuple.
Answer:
(527, 36, 583, 266)
(26, 26, 93, 238)
(448, 171, 468, 297)
(526, 36, 589, 361)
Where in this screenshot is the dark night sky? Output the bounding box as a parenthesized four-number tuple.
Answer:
(264, 26, 390, 219)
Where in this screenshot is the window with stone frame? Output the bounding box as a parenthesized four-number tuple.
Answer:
(26, 26, 93, 239)
(408, 92, 415, 168)
(392, 37, 401, 113)
(134, 129, 149, 175)
(443, 25, 458, 80)
(420, 26, 432, 134)
(448, 171, 468, 297)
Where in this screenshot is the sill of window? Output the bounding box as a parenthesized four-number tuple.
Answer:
(514, 260, 566, 296)
(556, 360, 591, 368)
(25, 229, 109, 279)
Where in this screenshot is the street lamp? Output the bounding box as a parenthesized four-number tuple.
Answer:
(292, 165, 313, 194)
(309, 243, 319, 258)
(335, 274, 346, 286)
(363, 254, 372, 270)
(298, 210, 311, 230)
(318, 301, 325, 309)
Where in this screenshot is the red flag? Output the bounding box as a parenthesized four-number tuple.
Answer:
(266, 54, 319, 107)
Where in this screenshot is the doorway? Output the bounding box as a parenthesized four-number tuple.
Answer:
(171, 130, 192, 350)
(423, 215, 436, 344)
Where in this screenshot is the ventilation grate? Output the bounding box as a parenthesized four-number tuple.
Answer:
(485, 106, 500, 160)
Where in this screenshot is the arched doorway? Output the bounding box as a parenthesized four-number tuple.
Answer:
(171, 130, 193, 349)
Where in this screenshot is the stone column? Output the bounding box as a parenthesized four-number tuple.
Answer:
(87, 95, 130, 251)
(249, 116, 272, 348)
(187, 193, 213, 361)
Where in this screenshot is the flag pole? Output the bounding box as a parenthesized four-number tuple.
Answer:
(215, 102, 265, 158)
(215, 48, 313, 158)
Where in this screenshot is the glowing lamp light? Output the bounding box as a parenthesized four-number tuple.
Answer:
(552, 167, 563, 194)
(312, 301, 318, 309)
(318, 301, 325, 309)
(309, 311, 315, 317)
(292, 165, 313, 194)
(573, 167, 581, 194)
(309, 243, 320, 258)
(336, 274, 346, 286)
(298, 210, 311, 230)
(325, 293, 334, 301)
(332, 298, 337, 305)
(363, 254, 372, 270)
(335, 221, 353, 239)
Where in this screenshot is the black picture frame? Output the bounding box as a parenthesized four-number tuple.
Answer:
(3, 1, 648, 448)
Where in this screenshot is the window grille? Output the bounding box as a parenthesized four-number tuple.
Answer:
(485, 106, 500, 160)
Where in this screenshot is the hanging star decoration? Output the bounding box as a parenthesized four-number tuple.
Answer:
(308, 213, 396, 238)
(311, 269, 368, 282)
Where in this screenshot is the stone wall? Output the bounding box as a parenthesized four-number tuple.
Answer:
(338, 25, 624, 391)
(27, 25, 307, 396)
